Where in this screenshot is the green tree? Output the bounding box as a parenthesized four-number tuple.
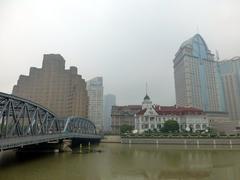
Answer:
(120, 124, 133, 134)
(161, 120, 179, 133)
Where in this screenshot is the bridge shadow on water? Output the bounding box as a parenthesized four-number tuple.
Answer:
(0, 144, 102, 170)
(0, 150, 55, 170)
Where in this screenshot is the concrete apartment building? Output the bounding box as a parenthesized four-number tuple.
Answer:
(111, 105, 141, 134)
(218, 57, 240, 121)
(12, 54, 88, 118)
(103, 94, 116, 132)
(87, 77, 104, 131)
(173, 34, 225, 113)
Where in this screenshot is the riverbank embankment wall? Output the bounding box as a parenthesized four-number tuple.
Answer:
(121, 138, 240, 146)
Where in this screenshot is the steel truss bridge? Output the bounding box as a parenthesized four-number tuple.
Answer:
(0, 92, 101, 151)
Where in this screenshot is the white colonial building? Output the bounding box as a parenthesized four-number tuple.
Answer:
(135, 94, 209, 133)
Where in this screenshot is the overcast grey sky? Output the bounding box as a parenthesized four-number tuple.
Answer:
(0, 0, 240, 105)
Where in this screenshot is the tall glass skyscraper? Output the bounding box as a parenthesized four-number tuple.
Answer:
(218, 57, 240, 120)
(87, 77, 104, 131)
(173, 34, 225, 112)
(103, 94, 116, 132)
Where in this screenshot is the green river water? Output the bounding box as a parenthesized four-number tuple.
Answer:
(0, 143, 240, 180)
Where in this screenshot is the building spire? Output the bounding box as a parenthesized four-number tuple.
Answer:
(196, 26, 200, 34)
(143, 82, 151, 102)
(146, 82, 148, 95)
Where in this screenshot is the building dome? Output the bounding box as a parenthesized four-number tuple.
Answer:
(144, 94, 150, 101)
(142, 94, 152, 110)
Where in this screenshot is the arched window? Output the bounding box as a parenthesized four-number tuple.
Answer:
(202, 124, 207, 129)
(196, 124, 201, 130)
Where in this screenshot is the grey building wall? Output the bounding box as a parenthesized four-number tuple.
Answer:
(103, 94, 116, 132)
(111, 105, 141, 134)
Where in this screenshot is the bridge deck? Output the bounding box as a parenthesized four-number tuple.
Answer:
(0, 133, 101, 151)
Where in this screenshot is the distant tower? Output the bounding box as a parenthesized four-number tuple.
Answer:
(218, 57, 240, 120)
(103, 94, 116, 132)
(87, 77, 104, 132)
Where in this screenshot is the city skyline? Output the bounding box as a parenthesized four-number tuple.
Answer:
(1, 0, 240, 105)
(1, 1, 240, 179)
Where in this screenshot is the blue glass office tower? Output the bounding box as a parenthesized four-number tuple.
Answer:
(173, 34, 226, 112)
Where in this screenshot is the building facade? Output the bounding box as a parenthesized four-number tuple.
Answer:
(12, 54, 88, 118)
(111, 105, 141, 134)
(218, 57, 240, 120)
(173, 34, 225, 112)
(103, 94, 116, 132)
(87, 77, 104, 131)
(135, 95, 209, 133)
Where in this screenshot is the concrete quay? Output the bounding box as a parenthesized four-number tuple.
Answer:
(121, 138, 240, 146)
(101, 136, 121, 143)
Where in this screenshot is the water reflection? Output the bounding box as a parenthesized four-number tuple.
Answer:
(103, 144, 240, 180)
(0, 144, 240, 180)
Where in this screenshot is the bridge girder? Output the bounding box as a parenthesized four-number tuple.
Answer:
(0, 92, 59, 138)
(0, 92, 96, 139)
(61, 117, 96, 135)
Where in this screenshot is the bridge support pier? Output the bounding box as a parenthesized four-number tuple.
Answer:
(71, 138, 100, 148)
(59, 140, 72, 152)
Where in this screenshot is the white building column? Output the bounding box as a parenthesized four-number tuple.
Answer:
(193, 124, 196, 132)
(148, 117, 150, 130)
(134, 115, 138, 130)
(139, 118, 141, 131)
(155, 118, 157, 129)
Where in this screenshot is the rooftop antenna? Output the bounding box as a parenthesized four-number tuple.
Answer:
(196, 26, 200, 34)
(216, 50, 220, 61)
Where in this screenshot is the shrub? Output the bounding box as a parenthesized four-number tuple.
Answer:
(161, 120, 180, 133)
(120, 125, 133, 134)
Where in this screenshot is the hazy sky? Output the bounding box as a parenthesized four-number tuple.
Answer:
(0, 0, 240, 105)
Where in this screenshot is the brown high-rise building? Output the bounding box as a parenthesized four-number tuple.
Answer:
(12, 54, 88, 119)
